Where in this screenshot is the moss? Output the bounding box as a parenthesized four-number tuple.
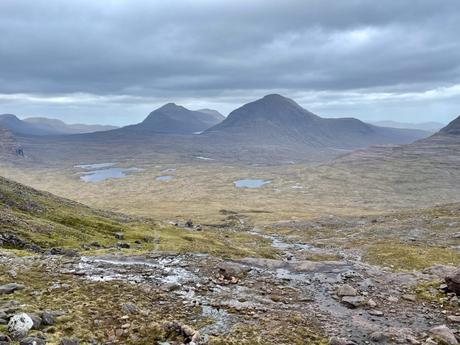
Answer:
(415, 280, 445, 302)
(363, 242, 460, 271)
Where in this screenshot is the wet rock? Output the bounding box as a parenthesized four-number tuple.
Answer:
(19, 337, 45, 345)
(121, 303, 139, 314)
(41, 311, 56, 326)
(336, 284, 357, 297)
(59, 338, 79, 345)
(429, 325, 458, 345)
(185, 219, 193, 228)
(341, 296, 366, 308)
(0, 283, 25, 295)
(8, 313, 33, 339)
(445, 267, 460, 295)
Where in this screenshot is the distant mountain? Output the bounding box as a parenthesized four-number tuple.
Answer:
(24, 117, 118, 134)
(118, 103, 224, 134)
(370, 120, 444, 132)
(204, 94, 430, 149)
(336, 115, 460, 166)
(0, 114, 117, 136)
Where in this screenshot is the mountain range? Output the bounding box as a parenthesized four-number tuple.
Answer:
(0, 114, 118, 136)
(1, 94, 447, 164)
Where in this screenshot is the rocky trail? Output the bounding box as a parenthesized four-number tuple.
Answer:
(1, 226, 459, 345)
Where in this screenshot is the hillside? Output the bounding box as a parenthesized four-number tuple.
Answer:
(204, 94, 430, 149)
(119, 103, 224, 134)
(0, 127, 23, 159)
(0, 114, 118, 136)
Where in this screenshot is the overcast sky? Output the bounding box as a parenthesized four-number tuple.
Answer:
(0, 0, 459, 125)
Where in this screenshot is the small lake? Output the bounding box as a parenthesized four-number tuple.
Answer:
(234, 179, 271, 189)
(155, 175, 173, 181)
(77, 164, 144, 183)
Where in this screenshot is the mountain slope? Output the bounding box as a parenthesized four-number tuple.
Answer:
(204, 94, 430, 149)
(0, 114, 117, 136)
(119, 103, 224, 134)
(438, 115, 460, 136)
(0, 127, 24, 159)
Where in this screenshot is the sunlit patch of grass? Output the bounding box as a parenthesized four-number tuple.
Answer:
(363, 242, 460, 271)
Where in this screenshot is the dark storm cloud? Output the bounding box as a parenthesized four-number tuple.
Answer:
(0, 0, 459, 124)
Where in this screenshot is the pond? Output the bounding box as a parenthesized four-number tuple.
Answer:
(155, 175, 173, 181)
(76, 164, 144, 182)
(234, 179, 271, 189)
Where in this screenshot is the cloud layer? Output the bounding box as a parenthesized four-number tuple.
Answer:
(0, 0, 459, 125)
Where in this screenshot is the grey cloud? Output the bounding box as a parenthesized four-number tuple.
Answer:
(0, 0, 459, 124)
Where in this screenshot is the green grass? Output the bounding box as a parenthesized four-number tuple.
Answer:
(363, 242, 460, 271)
(0, 176, 277, 258)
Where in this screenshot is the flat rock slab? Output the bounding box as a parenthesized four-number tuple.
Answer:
(0, 283, 25, 295)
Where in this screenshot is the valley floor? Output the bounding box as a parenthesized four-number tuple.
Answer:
(1, 137, 460, 344)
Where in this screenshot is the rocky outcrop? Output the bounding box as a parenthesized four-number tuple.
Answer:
(0, 283, 25, 295)
(445, 267, 460, 295)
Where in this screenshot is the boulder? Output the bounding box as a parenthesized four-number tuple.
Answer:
(59, 338, 79, 345)
(336, 284, 357, 297)
(429, 325, 458, 345)
(217, 262, 250, 280)
(445, 267, 460, 295)
(114, 232, 125, 240)
(27, 314, 42, 330)
(341, 296, 366, 308)
(0, 283, 25, 295)
(8, 313, 33, 339)
(41, 311, 56, 326)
